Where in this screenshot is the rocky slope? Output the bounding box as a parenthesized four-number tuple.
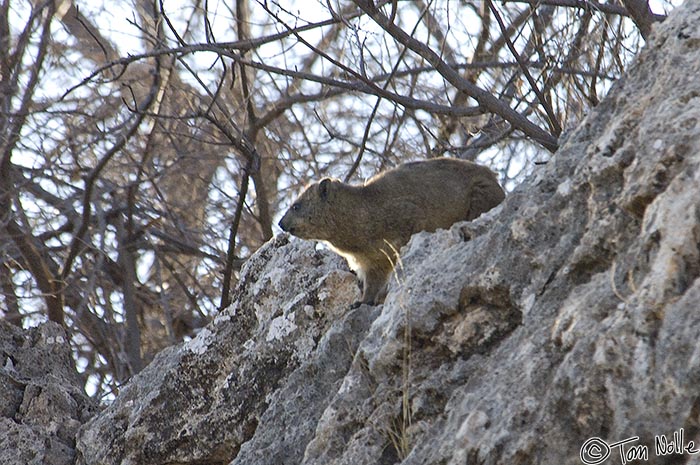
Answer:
(0, 322, 96, 465)
(3, 0, 700, 464)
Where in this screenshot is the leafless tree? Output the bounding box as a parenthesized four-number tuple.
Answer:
(0, 0, 672, 399)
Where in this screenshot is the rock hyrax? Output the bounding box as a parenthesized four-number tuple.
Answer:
(279, 158, 505, 306)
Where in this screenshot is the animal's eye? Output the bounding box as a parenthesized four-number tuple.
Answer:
(291, 203, 301, 211)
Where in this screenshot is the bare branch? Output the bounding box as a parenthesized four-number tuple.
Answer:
(487, 0, 562, 136)
(505, 0, 666, 22)
(621, 0, 658, 39)
(116, 214, 143, 374)
(1, 2, 53, 172)
(345, 0, 431, 181)
(352, 0, 559, 152)
(3, 216, 64, 324)
(219, 162, 251, 311)
(60, 85, 157, 281)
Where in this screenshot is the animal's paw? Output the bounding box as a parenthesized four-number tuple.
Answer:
(350, 300, 377, 309)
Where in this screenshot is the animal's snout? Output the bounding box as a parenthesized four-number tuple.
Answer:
(278, 218, 293, 234)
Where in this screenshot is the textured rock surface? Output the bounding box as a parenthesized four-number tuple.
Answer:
(290, 3, 700, 461)
(5, 1, 700, 464)
(0, 322, 96, 465)
(75, 235, 366, 465)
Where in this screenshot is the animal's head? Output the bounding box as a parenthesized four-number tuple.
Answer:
(278, 178, 340, 240)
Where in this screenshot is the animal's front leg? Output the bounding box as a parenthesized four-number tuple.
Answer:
(359, 266, 391, 306)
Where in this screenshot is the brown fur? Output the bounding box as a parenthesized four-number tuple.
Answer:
(279, 158, 505, 305)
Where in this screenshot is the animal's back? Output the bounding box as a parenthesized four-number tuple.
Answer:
(363, 158, 504, 238)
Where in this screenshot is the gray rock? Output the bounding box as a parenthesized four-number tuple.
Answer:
(75, 235, 364, 465)
(0, 322, 96, 465)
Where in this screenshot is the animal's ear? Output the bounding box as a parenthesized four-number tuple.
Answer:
(319, 178, 331, 200)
